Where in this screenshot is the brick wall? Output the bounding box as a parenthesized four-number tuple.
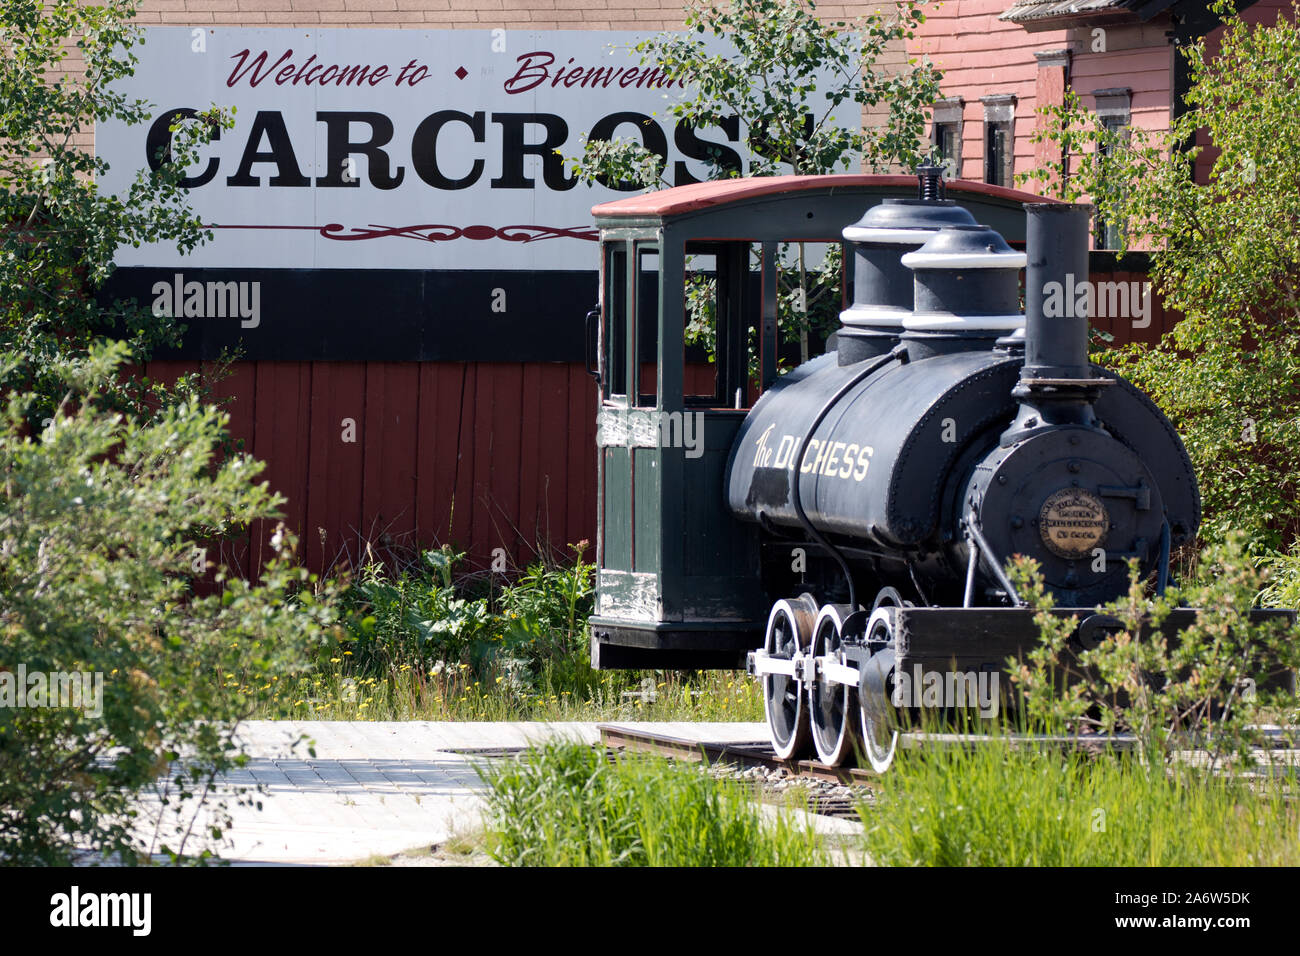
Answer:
(131, 1, 902, 41)
(135, 0, 687, 30)
(912, 0, 1066, 182)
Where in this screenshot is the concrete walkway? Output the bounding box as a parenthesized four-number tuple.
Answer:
(139, 721, 770, 866)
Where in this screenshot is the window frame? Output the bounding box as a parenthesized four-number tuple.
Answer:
(930, 96, 964, 179)
(980, 94, 1017, 187)
(1091, 88, 1132, 250)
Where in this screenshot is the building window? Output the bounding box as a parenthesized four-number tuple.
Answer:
(930, 97, 963, 178)
(981, 94, 1016, 187)
(1091, 88, 1131, 249)
(1033, 50, 1072, 183)
(934, 123, 960, 179)
(985, 124, 1013, 187)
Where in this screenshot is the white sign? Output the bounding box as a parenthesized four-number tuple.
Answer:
(97, 28, 859, 271)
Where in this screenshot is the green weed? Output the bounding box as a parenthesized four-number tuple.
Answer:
(480, 741, 825, 866)
(862, 739, 1299, 866)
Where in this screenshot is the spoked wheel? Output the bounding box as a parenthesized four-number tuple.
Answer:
(808, 603, 860, 767)
(761, 594, 818, 760)
(858, 606, 900, 774)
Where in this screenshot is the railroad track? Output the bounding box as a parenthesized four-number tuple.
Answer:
(456, 726, 1299, 823)
(446, 731, 879, 785)
(595, 723, 1156, 775)
(597, 724, 881, 786)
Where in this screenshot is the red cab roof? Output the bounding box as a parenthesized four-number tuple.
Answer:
(591, 174, 1055, 220)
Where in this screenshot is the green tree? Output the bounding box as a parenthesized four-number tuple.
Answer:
(0, 0, 224, 419)
(0, 344, 339, 864)
(0, 0, 340, 863)
(571, 0, 941, 365)
(1020, 2, 1300, 563)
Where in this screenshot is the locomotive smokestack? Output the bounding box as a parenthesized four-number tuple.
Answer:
(1002, 202, 1110, 443)
(1022, 203, 1092, 380)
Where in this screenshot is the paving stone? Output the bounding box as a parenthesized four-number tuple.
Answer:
(135, 721, 769, 865)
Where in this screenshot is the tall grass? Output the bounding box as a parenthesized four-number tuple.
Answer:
(480, 742, 825, 866)
(247, 664, 762, 721)
(862, 740, 1299, 866)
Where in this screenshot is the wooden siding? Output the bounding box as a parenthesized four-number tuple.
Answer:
(144, 359, 602, 577)
(913, 0, 1065, 180)
(1067, 22, 1173, 141)
(1085, 266, 1180, 348)
(918, 0, 1297, 193)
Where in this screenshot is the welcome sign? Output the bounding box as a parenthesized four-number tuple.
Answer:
(96, 28, 859, 359)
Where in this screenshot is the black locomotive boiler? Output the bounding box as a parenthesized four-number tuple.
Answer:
(586, 171, 1247, 770)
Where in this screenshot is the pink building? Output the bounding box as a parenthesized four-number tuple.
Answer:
(915, 0, 1293, 242)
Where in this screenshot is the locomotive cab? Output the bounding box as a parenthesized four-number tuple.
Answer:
(587, 175, 1038, 669)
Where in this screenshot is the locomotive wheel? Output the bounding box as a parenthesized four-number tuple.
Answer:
(808, 604, 859, 767)
(762, 595, 818, 761)
(871, 586, 912, 612)
(858, 607, 900, 774)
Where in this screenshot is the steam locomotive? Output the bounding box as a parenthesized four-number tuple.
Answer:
(586, 170, 1203, 770)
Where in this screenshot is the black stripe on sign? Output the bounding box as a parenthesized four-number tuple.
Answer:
(96, 268, 600, 362)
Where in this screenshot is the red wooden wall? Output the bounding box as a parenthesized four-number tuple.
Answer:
(145, 360, 602, 577)
(1086, 266, 1181, 348)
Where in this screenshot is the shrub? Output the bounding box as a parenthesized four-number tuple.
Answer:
(343, 545, 502, 672)
(498, 542, 598, 693)
(0, 0, 341, 864)
(1006, 534, 1300, 771)
(1022, 1, 1300, 554)
(340, 544, 596, 684)
(0, 344, 339, 864)
(0, 0, 232, 420)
